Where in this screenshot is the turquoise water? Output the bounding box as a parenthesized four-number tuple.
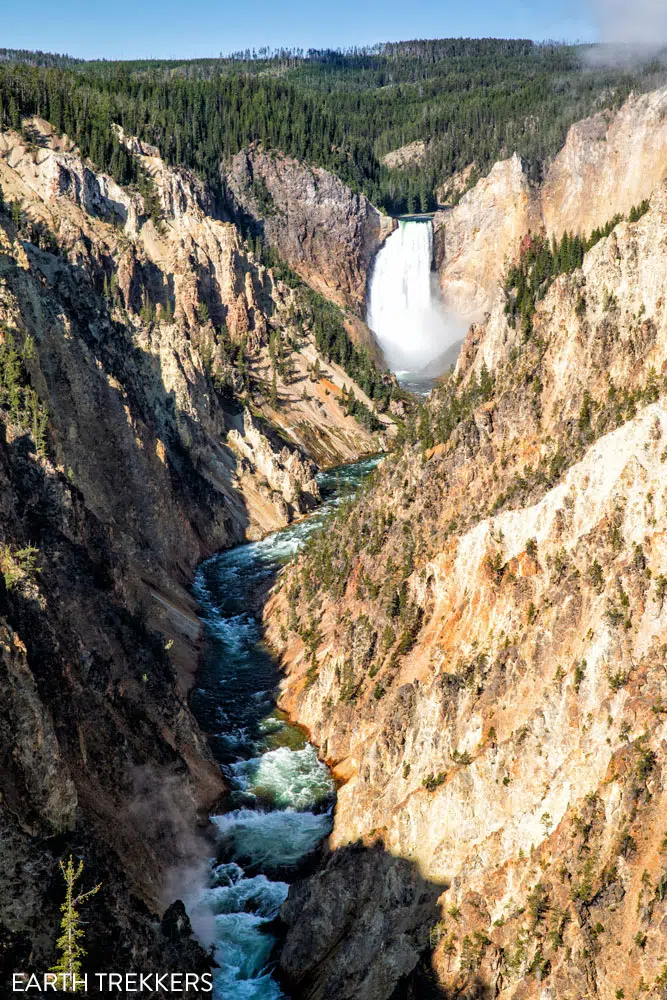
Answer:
(189, 457, 381, 999)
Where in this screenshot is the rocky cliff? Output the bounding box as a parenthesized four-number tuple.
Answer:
(0, 118, 393, 986)
(225, 145, 396, 316)
(434, 85, 667, 321)
(540, 87, 667, 237)
(266, 180, 667, 1000)
(433, 154, 541, 319)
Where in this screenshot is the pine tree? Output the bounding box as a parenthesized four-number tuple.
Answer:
(0, 332, 24, 423)
(9, 95, 20, 131)
(50, 856, 101, 992)
(479, 362, 493, 400)
(109, 272, 120, 309)
(140, 291, 155, 326)
(417, 406, 433, 450)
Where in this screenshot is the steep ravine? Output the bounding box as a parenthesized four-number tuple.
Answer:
(265, 181, 667, 999)
(189, 458, 380, 1000)
(0, 118, 395, 988)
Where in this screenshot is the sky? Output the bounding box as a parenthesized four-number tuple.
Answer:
(2, 0, 608, 61)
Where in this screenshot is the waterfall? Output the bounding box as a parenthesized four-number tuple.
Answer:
(367, 219, 461, 375)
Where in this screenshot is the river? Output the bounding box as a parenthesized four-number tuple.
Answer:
(187, 457, 381, 999)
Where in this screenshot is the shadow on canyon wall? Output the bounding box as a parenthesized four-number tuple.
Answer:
(0, 237, 243, 983)
(277, 840, 491, 1000)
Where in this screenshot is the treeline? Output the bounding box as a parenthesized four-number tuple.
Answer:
(0, 66, 148, 190)
(1, 42, 665, 215)
(0, 49, 82, 68)
(282, 39, 666, 209)
(0, 61, 376, 200)
(504, 201, 651, 336)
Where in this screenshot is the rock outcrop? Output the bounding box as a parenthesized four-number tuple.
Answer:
(227, 408, 320, 512)
(381, 140, 428, 170)
(433, 153, 541, 318)
(434, 84, 667, 320)
(267, 182, 667, 1000)
(225, 146, 396, 313)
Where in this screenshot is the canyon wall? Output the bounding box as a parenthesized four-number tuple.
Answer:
(433, 153, 541, 319)
(267, 182, 667, 1000)
(225, 145, 396, 316)
(0, 120, 393, 984)
(434, 85, 667, 320)
(541, 87, 667, 237)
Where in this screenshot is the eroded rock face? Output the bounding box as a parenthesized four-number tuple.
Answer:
(0, 623, 77, 836)
(0, 123, 270, 341)
(434, 84, 667, 321)
(433, 153, 541, 318)
(458, 182, 667, 385)
(0, 121, 391, 982)
(267, 187, 667, 1000)
(227, 408, 320, 509)
(541, 86, 667, 237)
(279, 844, 444, 1000)
(0, 396, 222, 980)
(225, 146, 396, 313)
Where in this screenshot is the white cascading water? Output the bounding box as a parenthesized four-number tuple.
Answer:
(367, 219, 460, 374)
(185, 458, 382, 1000)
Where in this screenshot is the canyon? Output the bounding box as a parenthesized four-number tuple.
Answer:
(0, 117, 394, 985)
(1, 60, 667, 1000)
(265, 95, 667, 1000)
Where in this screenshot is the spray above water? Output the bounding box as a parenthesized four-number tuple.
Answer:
(367, 219, 463, 375)
(582, 0, 667, 66)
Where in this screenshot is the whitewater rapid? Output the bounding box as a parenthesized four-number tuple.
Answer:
(367, 218, 461, 378)
(188, 458, 381, 1000)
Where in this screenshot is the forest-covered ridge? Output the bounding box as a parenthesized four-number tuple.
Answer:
(1, 40, 666, 214)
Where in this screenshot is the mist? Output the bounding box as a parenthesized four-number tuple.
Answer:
(582, 0, 667, 66)
(121, 765, 218, 948)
